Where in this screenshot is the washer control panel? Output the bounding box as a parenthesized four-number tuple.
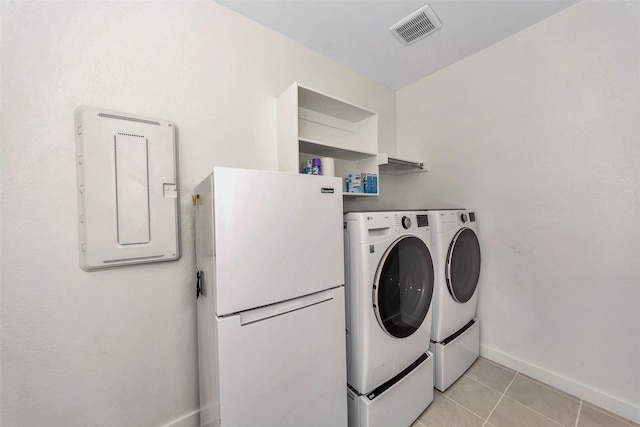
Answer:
(393, 212, 430, 233)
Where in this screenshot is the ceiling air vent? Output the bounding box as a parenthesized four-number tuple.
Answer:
(390, 4, 442, 46)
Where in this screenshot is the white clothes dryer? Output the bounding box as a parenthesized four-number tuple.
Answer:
(427, 210, 481, 392)
(344, 211, 435, 427)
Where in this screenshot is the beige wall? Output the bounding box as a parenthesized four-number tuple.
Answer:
(0, 2, 395, 426)
(3, 0, 639, 425)
(397, 1, 640, 421)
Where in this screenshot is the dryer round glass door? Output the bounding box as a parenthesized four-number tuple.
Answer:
(373, 236, 434, 339)
(446, 228, 481, 303)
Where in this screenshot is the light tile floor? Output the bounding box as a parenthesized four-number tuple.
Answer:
(412, 357, 639, 427)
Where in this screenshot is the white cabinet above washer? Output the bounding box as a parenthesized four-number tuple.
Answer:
(277, 82, 379, 196)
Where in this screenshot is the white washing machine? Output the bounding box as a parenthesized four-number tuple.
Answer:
(427, 210, 481, 392)
(344, 211, 435, 427)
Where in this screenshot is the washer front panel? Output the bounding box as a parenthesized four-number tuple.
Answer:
(373, 236, 434, 338)
(445, 228, 481, 303)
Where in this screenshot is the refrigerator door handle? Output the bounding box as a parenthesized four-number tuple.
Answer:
(196, 271, 203, 299)
(240, 288, 336, 326)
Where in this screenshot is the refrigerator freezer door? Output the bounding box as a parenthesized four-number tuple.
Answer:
(211, 167, 344, 316)
(216, 287, 347, 427)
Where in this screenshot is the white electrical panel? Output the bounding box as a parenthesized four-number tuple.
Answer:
(75, 106, 180, 270)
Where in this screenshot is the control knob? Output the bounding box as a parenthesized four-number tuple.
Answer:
(401, 216, 412, 229)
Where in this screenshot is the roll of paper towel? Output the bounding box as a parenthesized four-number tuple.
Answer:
(320, 157, 335, 177)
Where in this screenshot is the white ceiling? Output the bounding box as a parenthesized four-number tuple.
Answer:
(216, 0, 579, 89)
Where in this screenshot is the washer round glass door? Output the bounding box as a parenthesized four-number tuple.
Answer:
(373, 236, 434, 339)
(446, 228, 481, 303)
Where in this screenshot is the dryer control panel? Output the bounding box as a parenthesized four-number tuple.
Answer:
(416, 214, 429, 228)
(427, 210, 478, 234)
(344, 211, 431, 245)
(458, 211, 476, 224)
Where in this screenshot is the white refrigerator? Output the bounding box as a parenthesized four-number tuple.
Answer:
(194, 167, 348, 427)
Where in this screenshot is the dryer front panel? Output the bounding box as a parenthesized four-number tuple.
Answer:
(373, 236, 434, 339)
(445, 228, 481, 304)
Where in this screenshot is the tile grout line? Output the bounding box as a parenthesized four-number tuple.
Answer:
(455, 358, 638, 427)
(483, 371, 567, 427)
(482, 370, 519, 425)
(424, 359, 639, 427)
(462, 373, 512, 395)
(507, 371, 636, 427)
(518, 372, 581, 403)
(583, 403, 639, 427)
(512, 372, 584, 425)
(481, 356, 580, 404)
(479, 356, 518, 375)
(438, 391, 488, 422)
(574, 399, 583, 427)
(447, 374, 512, 424)
(503, 394, 566, 427)
(499, 373, 565, 427)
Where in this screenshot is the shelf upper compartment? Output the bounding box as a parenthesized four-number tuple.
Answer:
(296, 86, 378, 156)
(298, 85, 376, 123)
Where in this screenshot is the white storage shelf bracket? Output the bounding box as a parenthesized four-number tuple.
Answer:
(378, 153, 428, 175)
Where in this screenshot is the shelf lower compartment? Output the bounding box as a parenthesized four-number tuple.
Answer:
(299, 138, 377, 161)
(299, 147, 379, 197)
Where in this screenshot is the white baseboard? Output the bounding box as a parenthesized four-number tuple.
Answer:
(160, 409, 200, 427)
(480, 344, 640, 424)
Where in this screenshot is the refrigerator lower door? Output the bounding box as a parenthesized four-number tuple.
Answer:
(216, 287, 347, 427)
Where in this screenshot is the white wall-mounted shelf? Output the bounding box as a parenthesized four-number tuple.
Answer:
(277, 83, 379, 196)
(378, 153, 428, 175)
